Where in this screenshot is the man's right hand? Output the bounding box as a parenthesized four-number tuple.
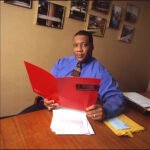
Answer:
(43, 98, 58, 110)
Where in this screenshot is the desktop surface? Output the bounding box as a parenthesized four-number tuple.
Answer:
(0, 92, 150, 149)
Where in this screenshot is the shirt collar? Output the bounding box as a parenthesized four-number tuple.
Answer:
(72, 56, 93, 67)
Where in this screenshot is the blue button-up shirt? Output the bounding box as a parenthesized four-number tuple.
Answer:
(51, 56, 125, 118)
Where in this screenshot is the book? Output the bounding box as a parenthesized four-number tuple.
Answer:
(24, 61, 101, 111)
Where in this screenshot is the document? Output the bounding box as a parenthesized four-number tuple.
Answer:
(123, 92, 150, 111)
(24, 61, 101, 111)
(50, 107, 94, 135)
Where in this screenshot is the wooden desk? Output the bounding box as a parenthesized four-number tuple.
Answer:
(0, 92, 150, 149)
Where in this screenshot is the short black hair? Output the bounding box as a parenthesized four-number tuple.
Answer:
(74, 30, 94, 50)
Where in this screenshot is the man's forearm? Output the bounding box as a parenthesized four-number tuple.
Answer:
(102, 94, 126, 118)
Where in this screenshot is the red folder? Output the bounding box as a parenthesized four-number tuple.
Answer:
(24, 61, 101, 111)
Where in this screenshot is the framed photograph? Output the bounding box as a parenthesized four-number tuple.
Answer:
(36, 0, 65, 29)
(4, 0, 32, 8)
(91, 0, 111, 14)
(120, 25, 135, 43)
(87, 14, 107, 37)
(69, 0, 88, 21)
(125, 4, 139, 23)
(109, 5, 123, 29)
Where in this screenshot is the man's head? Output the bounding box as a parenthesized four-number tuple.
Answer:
(73, 30, 94, 63)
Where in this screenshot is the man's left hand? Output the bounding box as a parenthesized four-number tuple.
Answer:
(86, 104, 106, 121)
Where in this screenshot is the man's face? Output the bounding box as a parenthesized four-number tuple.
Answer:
(73, 35, 92, 63)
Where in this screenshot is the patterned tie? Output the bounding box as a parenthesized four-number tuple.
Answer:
(70, 63, 82, 77)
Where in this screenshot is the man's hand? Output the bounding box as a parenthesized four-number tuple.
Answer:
(86, 104, 106, 121)
(44, 98, 58, 110)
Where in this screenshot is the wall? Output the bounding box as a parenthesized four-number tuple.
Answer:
(1, 1, 150, 117)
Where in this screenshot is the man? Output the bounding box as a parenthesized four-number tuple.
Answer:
(43, 30, 125, 121)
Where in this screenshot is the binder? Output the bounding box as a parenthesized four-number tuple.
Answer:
(24, 61, 101, 111)
(104, 114, 144, 137)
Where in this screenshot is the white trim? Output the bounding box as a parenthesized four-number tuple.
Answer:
(38, 14, 61, 23)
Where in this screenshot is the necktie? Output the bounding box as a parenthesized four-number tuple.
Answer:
(70, 63, 82, 77)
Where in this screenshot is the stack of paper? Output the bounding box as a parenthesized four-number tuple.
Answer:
(50, 107, 94, 135)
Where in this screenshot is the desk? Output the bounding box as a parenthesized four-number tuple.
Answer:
(0, 92, 150, 149)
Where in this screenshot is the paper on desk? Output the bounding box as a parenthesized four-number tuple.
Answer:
(123, 92, 150, 111)
(50, 107, 94, 135)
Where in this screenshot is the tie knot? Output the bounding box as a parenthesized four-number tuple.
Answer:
(70, 62, 82, 77)
(76, 62, 82, 72)
(77, 62, 82, 68)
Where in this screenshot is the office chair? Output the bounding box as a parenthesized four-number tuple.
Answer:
(18, 96, 46, 115)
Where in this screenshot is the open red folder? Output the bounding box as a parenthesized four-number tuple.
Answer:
(24, 61, 101, 111)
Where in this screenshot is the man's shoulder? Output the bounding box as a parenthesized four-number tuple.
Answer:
(90, 57, 104, 68)
(57, 56, 76, 64)
(61, 56, 75, 60)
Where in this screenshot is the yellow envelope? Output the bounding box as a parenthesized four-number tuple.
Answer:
(104, 114, 144, 137)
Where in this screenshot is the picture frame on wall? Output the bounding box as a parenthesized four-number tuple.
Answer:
(91, 0, 111, 14)
(4, 0, 32, 8)
(36, 0, 65, 29)
(86, 14, 107, 37)
(109, 5, 123, 29)
(69, 0, 88, 21)
(125, 4, 139, 23)
(120, 25, 135, 43)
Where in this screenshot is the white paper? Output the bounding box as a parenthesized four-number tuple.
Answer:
(50, 107, 94, 135)
(123, 92, 150, 110)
